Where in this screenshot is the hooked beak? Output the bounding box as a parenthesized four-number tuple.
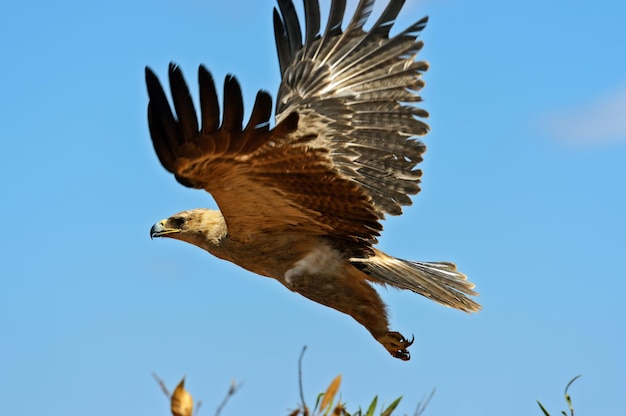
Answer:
(150, 219, 181, 239)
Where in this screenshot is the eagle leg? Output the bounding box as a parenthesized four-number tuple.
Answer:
(286, 262, 413, 360)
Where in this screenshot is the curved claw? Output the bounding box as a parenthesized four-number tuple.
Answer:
(378, 331, 415, 361)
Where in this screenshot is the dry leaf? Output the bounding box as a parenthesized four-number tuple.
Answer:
(171, 378, 194, 416)
(319, 375, 342, 414)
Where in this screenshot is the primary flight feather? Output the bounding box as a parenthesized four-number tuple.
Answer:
(146, 0, 480, 361)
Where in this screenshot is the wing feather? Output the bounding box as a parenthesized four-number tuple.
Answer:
(276, 0, 302, 62)
(198, 65, 220, 134)
(303, 0, 321, 53)
(367, 0, 405, 39)
(244, 91, 273, 132)
(314, 0, 374, 68)
(325, 0, 347, 38)
(275, 0, 430, 220)
(273, 9, 291, 77)
(311, 0, 346, 62)
(168, 64, 199, 141)
(221, 75, 244, 133)
(146, 68, 180, 171)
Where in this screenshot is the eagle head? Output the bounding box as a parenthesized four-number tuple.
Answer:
(150, 209, 227, 248)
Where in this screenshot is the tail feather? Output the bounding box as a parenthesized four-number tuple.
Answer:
(351, 250, 481, 313)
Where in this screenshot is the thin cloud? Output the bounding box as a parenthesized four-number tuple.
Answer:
(542, 83, 626, 146)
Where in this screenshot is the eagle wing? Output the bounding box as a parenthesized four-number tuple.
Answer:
(146, 0, 429, 250)
(273, 0, 429, 216)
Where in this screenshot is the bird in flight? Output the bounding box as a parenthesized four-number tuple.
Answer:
(146, 0, 480, 360)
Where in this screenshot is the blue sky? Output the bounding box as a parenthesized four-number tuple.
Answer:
(1, 0, 625, 415)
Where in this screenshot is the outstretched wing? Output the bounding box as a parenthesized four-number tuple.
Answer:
(274, 0, 429, 218)
(146, 0, 428, 250)
(146, 64, 381, 246)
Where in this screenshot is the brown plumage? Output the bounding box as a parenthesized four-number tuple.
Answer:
(146, 0, 480, 361)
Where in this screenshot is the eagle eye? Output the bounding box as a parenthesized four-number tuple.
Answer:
(170, 217, 185, 228)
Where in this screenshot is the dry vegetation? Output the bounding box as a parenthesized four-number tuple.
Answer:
(152, 348, 582, 416)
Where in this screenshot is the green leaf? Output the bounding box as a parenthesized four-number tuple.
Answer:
(564, 375, 581, 415)
(564, 375, 581, 395)
(537, 400, 551, 416)
(314, 392, 324, 412)
(364, 396, 378, 416)
(381, 396, 402, 416)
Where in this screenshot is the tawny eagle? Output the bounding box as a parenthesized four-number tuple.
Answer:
(146, 0, 480, 360)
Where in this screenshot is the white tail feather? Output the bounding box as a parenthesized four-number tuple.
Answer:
(351, 250, 481, 313)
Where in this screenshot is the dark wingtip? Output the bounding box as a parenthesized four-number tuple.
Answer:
(221, 74, 244, 131)
(145, 66, 179, 173)
(168, 63, 199, 139)
(198, 64, 220, 133)
(245, 90, 273, 132)
(145, 66, 161, 94)
(273, 111, 299, 137)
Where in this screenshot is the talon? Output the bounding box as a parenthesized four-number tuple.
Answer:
(392, 349, 411, 361)
(378, 331, 415, 361)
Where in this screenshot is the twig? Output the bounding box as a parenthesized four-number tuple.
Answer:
(414, 388, 435, 416)
(214, 379, 243, 416)
(152, 372, 171, 398)
(298, 346, 308, 414)
(194, 400, 203, 416)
